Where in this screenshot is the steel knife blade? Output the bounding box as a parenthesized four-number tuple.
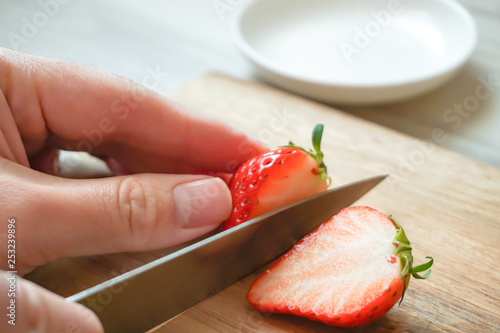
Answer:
(67, 175, 387, 332)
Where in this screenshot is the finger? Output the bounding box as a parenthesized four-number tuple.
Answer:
(0, 89, 29, 166)
(0, 158, 231, 274)
(0, 271, 103, 333)
(0, 48, 267, 172)
(0, 54, 48, 156)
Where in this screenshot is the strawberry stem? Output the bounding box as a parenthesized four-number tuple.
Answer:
(284, 124, 330, 184)
(390, 218, 433, 305)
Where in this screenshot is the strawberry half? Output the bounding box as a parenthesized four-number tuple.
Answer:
(247, 206, 433, 328)
(220, 124, 330, 231)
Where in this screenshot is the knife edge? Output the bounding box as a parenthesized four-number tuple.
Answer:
(67, 174, 387, 332)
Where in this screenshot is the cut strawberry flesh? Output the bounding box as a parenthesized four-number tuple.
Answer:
(222, 147, 327, 230)
(247, 206, 402, 325)
(250, 150, 327, 219)
(221, 124, 330, 231)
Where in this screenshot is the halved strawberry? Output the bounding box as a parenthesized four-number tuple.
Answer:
(220, 124, 330, 231)
(247, 206, 433, 328)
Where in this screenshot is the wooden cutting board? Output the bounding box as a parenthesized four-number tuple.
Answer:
(26, 73, 500, 332)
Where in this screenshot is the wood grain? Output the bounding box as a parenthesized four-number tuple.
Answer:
(27, 73, 500, 332)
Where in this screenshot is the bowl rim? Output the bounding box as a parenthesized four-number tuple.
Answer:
(230, 0, 477, 89)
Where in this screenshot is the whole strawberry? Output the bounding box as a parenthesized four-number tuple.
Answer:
(247, 206, 433, 328)
(220, 124, 330, 231)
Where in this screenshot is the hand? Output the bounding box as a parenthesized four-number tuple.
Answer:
(0, 48, 266, 332)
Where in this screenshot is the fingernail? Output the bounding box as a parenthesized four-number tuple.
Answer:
(173, 178, 232, 228)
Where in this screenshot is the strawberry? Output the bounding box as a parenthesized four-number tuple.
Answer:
(247, 206, 433, 328)
(220, 124, 330, 231)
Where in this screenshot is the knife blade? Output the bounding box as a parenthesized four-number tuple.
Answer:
(67, 175, 387, 332)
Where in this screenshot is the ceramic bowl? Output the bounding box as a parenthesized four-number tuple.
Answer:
(231, 0, 477, 104)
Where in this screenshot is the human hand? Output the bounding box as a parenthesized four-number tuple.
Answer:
(0, 48, 266, 332)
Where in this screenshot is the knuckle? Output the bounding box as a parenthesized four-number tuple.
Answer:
(116, 177, 159, 248)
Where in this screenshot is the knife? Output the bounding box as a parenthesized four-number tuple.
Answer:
(67, 175, 387, 332)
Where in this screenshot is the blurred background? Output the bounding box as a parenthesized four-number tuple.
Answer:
(0, 0, 498, 167)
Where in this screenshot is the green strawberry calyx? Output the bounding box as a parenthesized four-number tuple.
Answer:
(391, 218, 433, 305)
(284, 124, 331, 184)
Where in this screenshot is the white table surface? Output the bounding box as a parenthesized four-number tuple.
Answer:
(0, 0, 498, 168)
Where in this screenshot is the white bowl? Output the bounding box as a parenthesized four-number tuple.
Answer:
(231, 0, 477, 105)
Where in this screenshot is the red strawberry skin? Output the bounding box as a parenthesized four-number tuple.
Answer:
(220, 147, 328, 231)
(247, 206, 410, 328)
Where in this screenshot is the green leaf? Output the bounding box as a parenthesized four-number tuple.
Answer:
(282, 124, 330, 182)
(392, 223, 434, 305)
(411, 256, 433, 272)
(312, 124, 324, 158)
(412, 269, 432, 280)
(411, 256, 433, 279)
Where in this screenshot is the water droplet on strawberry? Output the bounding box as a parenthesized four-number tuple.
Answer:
(262, 158, 272, 165)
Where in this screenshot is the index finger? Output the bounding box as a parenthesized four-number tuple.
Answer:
(0, 48, 267, 172)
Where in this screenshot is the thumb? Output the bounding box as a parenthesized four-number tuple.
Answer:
(0, 270, 103, 333)
(1, 159, 232, 273)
